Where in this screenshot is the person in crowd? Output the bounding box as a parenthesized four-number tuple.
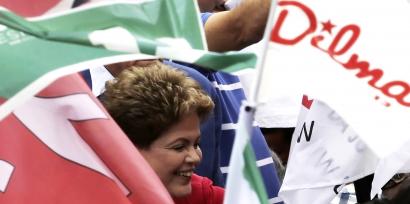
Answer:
(101, 61, 224, 204)
(270, 149, 286, 183)
(387, 184, 410, 203)
(180, 1, 283, 201)
(260, 127, 294, 166)
(85, 59, 226, 187)
(353, 173, 410, 203)
(362, 199, 390, 204)
(259, 127, 294, 183)
(164, 0, 275, 188)
(200, 0, 271, 52)
(197, 0, 226, 12)
(82, 0, 281, 198)
(172, 61, 283, 201)
(362, 183, 410, 203)
(381, 173, 410, 200)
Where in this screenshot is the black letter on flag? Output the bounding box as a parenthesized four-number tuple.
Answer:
(297, 121, 315, 143)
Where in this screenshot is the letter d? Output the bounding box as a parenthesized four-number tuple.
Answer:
(270, 1, 317, 45)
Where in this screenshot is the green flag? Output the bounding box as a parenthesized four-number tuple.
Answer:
(223, 105, 269, 204)
(0, 0, 256, 120)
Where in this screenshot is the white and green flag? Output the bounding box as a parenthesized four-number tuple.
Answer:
(0, 0, 256, 120)
(224, 105, 269, 204)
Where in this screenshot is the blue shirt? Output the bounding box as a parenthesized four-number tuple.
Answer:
(186, 64, 281, 201)
(175, 13, 283, 201)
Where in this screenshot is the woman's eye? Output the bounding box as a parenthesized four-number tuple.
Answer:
(172, 144, 185, 152)
(194, 143, 200, 149)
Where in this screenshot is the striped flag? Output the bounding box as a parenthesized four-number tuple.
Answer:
(224, 105, 269, 204)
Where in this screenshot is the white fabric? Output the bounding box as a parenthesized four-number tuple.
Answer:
(224, 0, 243, 10)
(265, 1, 410, 196)
(43, 0, 75, 15)
(234, 41, 300, 128)
(89, 27, 140, 53)
(331, 184, 357, 204)
(13, 94, 128, 194)
(220, 157, 274, 174)
(88, 55, 157, 96)
(90, 66, 114, 96)
(279, 99, 378, 204)
(0, 160, 13, 192)
(265, 0, 410, 158)
(269, 197, 283, 204)
(371, 140, 410, 198)
(224, 105, 263, 204)
(212, 81, 243, 91)
(255, 97, 299, 128)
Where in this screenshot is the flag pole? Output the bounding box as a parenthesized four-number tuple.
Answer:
(248, 0, 278, 105)
(224, 2, 279, 204)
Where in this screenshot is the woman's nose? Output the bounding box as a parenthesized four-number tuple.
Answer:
(185, 147, 201, 164)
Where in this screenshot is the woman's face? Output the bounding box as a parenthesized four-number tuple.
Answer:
(139, 113, 202, 197)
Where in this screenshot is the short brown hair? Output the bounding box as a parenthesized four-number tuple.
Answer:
(102, 61, 214, 149)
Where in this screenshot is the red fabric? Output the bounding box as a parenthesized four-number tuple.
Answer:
(0, 0, 61, 17)
(173, 174, 224, 204)
(0, 74, 173, 204)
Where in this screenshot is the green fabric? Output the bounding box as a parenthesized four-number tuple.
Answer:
(0, 0, 256, 119)
(0, 0, 203, 98)
(243, 143, 269, 204)
(195, 52, 257, 72)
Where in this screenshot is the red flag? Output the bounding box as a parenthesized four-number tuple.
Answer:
(0, 0, 66, 17)
(0, 0, 97, 17)
(0, 74, 173, 204)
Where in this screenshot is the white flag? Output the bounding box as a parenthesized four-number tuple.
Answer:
(371, 141, 410, 198)
(262, 0, 410, 158)
(261, 1, 410, 197)
(279, 96, 379, 204)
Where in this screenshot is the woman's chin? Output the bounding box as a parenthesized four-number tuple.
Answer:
(169, 183, 192, 198)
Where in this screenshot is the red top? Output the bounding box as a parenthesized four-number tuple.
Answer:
(173, 174, 224, 204)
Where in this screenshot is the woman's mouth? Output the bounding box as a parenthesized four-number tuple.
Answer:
(176, 170, 193, 177)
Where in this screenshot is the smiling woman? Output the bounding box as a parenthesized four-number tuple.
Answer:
(140, 112, 202, 197)
(101, 61, 224, 204)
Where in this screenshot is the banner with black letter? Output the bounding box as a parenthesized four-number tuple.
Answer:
(279, 96, 379, 203)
